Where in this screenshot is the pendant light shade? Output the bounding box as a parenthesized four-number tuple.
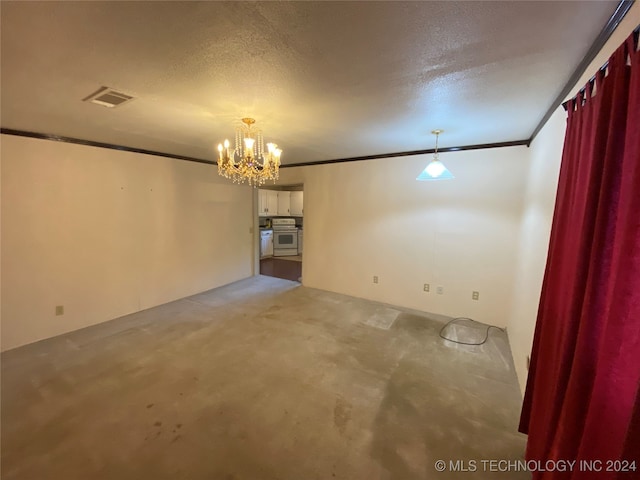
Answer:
(416, 129, 454, 181)
(416, 160, 454, 181)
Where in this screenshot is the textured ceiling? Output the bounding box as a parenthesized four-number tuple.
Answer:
(1, 1, 617, 165)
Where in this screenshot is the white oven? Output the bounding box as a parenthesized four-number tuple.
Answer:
(272, 218, 298, 256)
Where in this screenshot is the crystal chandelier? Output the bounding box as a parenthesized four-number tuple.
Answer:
(217, 118, 282, 187)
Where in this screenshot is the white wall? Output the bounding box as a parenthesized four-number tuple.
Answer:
(507, 2, 640, 393)
(507, 110, 564, 392)
(278, 146, 529, 328)
(1, 134, 254, 351)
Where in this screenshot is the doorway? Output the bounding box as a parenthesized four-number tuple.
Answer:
(257, 185, 303, 282)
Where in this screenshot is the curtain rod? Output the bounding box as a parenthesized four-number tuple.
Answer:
(563, 24, 640, 111)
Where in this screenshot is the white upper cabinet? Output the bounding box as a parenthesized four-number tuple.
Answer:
(267, 191, 279, 215)
(277, 191, 291, 216)
(290, 191, 303, 216)
(259, 189, 280, 216)
(258, 189, 269, 216)
(259, 189, 302, 217)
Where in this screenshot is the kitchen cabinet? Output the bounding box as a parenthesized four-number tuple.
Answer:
(259, 190, 301, 217)
(267, 191, 279, 215)
(290, 191, 303, 216)
(277, 191, 291, 216)
(258, 190, 268, 216)
(259, 189, 279, 216)
(260, 230, 273, 258)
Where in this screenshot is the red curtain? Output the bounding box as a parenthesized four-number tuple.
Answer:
(519, 30, 640, 480)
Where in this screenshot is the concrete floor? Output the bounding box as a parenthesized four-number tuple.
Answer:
(1, 276, 528, 479)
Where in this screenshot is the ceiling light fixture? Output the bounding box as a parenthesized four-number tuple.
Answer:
(217, 118, 282, 187)
(416, 129, 454, 181)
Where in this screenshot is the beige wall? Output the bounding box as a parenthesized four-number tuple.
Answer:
(1, 134, 254, 351)
(507, 2, 640, 393)
(507, 109, 564, 392)
(279, 146, 529, 328)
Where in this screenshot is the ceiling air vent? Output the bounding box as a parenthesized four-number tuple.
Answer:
(83, 86, 134, 108)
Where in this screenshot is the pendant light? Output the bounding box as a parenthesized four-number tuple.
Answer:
(416, 129, 454, 181)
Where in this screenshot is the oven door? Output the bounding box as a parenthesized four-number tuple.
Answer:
(273, 230, 298, 249)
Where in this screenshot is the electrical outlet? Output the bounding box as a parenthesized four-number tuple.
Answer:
(373, 276, 379, 284)
(423, 283, 430, 292)
(472, 291, 480, 300)
(436, 286, 444, 295)
(55, 305, 64, 316)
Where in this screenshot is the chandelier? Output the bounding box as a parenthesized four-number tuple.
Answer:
(217, 118, 282, 187)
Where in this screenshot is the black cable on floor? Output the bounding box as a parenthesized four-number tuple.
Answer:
(439, 317, 505, 346)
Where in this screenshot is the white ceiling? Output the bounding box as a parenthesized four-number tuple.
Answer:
(1, 1, 617, 165)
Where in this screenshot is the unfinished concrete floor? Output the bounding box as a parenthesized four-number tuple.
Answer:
(1, 276, 528, 479)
